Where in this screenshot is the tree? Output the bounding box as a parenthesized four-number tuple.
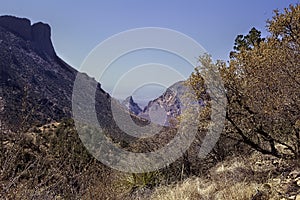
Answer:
(188, 4, 300, 159)
(230, 27, 265, 58)
(222, 4, 300, 159)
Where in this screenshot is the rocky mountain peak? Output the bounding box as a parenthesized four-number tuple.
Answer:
(0, 15, 56, 58)
(0, 15, 31, 40)
(127, 96, 134, 103)
(139, 82, 185, 126)
(122, 96, 143, 115)
(31, 22, 55, 58)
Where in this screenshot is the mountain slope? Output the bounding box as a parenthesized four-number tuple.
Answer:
(0, 15, 144, 143)
(0, 16, 76, 130)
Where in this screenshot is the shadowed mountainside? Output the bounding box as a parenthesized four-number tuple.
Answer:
(0, 15, 149, 143)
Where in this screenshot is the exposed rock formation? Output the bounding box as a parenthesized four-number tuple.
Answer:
(0, 16, 32, 40)
(31, 22, 56, 58)
(0, 15, 56, 58)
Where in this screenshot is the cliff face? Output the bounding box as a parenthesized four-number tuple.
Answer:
(0, 15, 56, 58)
(31, 22, 56, 58)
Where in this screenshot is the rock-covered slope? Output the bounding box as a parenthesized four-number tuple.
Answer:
(0, 16, 76, 130)
(0, 15, 143, 142)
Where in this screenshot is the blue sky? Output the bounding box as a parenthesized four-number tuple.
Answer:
(1, 0, 299, 104)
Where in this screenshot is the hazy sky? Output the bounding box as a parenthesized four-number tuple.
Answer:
(1, 0, 299, 104)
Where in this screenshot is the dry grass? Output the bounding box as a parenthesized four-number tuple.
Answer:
(151, 178, 215, 200)
(1, 120, 299, 199)
(0, 120, 122, 199)
(151, 178, 265, 200)
(151, 152, 298, 200)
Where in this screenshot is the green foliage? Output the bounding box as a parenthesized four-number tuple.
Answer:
(231, 27, 265, 57)
(119, 171, 163, 191)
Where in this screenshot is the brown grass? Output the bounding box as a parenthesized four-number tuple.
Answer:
(151, 152, 298, 200)
(1, 119, 299, 199)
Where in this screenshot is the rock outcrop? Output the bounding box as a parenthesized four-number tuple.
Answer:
(0, 16, 32, 40)
(31, 22, 56, 58)
(0, 15, 56, 58)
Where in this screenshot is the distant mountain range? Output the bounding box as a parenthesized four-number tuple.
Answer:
(122, 81, 206, 127)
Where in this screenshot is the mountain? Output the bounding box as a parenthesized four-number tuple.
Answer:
(119, 82, 188, 126)
(0, 16, 56, 58)
(122, 96, 143, 115)
(125, 81, 206, 127)
(0, 15, 146, 142)
(0, 16, 76, 130)
(135, 81, 186, 126)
